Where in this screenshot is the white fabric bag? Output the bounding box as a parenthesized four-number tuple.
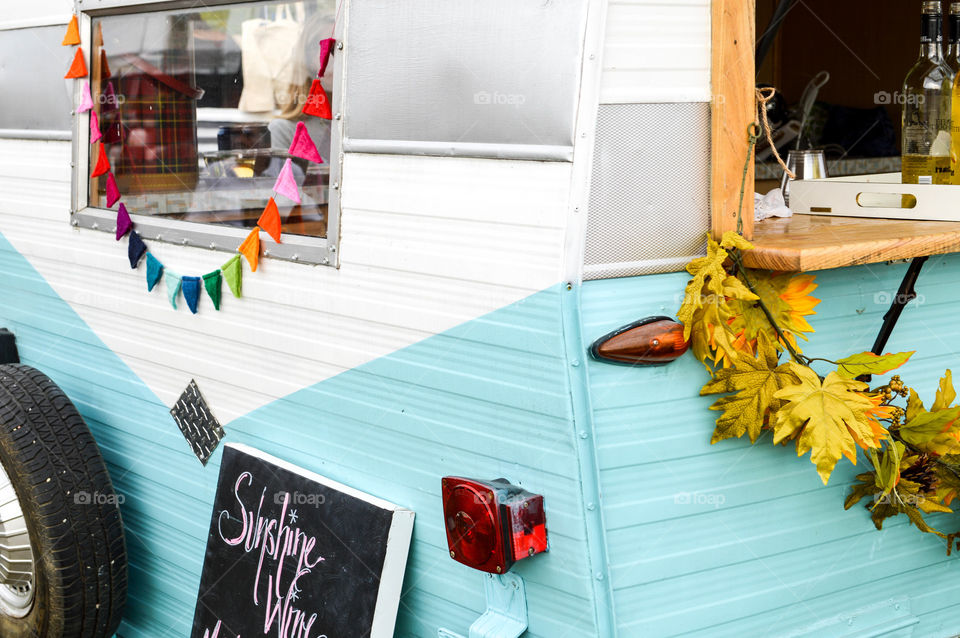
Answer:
(238, 4, 307, 113)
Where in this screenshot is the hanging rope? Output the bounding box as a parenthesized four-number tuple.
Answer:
(735, 88, 796, 235)
(736, 123, 761, 236)
(756, 86, 795, 179)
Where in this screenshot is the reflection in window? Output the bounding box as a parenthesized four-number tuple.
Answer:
(90, 1, 335, 239)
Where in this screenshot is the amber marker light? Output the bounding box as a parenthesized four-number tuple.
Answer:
(589, 316, 689, 365)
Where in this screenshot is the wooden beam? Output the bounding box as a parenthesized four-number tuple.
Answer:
(711, 0, 756, 239)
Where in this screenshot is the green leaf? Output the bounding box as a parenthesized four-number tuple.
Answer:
(701, 335, 799, 444)
(899, 406, 960, 446)
(834, 351, 914, 379)
(933, 370, 956, 411)
(906, 388, 926, 422)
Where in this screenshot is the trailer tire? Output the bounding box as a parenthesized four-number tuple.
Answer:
(0, 364, 127, 638)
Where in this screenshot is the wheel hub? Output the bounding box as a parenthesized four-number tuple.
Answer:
(0, 462, 35, 618)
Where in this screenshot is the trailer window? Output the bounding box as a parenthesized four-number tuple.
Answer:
(76, 0, 339, 265)
(0, 26, 74, 137)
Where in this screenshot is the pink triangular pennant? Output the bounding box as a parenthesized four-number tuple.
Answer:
(288, 121, 323, 163)
(318, 38, 336, 77)
(115, 203, 132, 240)
(273, 158, 301, 204)
(90, 111, 101, 143)
(78, 81, 94, 113)
(105, 173, 120, 208)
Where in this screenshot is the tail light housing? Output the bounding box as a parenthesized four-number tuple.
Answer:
(441, 477, 547, 574)
(590, 316, 689, 365)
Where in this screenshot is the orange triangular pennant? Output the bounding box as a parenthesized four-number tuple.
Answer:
(62, 16, 81, 46)
(257, 198, 282, 243)
(100, 50, 112, 78)
(64, 48, 87, 79)
(91, 144, 110, 177)
(238, 227, 260, 272)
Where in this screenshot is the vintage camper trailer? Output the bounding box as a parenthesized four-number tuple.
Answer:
(3, 0, 960, 636)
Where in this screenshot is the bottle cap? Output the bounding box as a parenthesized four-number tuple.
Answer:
(922, 0, 942, 14)
(952, 2, 960, 14)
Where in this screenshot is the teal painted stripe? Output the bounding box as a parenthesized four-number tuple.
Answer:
(581, 257, 960, 638)
(0, 232, 601, 637)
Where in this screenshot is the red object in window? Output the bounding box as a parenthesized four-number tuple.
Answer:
(441, 477, 547, 574)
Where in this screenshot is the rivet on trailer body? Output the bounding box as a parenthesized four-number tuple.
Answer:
(292, 254, 299, 261)
(337, 42, 344, 50)
(92, 222, 98, 230)
(335, 112, 342, 120)
(264, 249, 271, 257)
(209, 242, 216, 250)
(182, 238, 188, 245)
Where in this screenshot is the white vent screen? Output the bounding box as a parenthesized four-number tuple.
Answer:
(583, 103, 710, 279)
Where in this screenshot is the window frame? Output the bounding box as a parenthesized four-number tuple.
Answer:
(711, 0, 756, 240)
(70, 0, 344, 267)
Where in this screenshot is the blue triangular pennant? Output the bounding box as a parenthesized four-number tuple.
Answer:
(128, 231, 147, 269)
(181, 276, 201, 314)
(146, 253, 164, 292)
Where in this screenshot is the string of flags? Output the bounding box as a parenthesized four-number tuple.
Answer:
(62, 16, 336, 314)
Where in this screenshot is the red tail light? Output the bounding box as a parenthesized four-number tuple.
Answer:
(441, 477, 547, 574)
(590, 316, 689, 365)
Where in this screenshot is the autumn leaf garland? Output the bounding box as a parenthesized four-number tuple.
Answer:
(682, 232, 960, 549)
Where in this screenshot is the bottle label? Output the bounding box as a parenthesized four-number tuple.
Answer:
(922, 15, 943, 43)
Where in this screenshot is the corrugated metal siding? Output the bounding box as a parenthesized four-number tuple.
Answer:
(581, 259, 960, 637)
(600, 0, 711, 104)
(0, 0, 71, 30)
(0, 138, 601, 636)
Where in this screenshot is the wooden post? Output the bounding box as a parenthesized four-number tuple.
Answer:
(712, 0, 756, 239)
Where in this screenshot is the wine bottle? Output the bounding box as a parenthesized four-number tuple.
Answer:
(946, 3, 960, 75)
(903, 1, 953, 185)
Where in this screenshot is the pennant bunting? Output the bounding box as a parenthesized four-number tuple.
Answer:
(90, 111, 102, 143)
(221, 255, 242, 298)
(115, 203, 132, 240)
(146, 253, 164, 291)
(105, 173, 120, 208)
(301, 79, 332, 119)
(128, 231, 146, 269)
(182, 277, 202, 314)
(104, 82, 119, 112)
(203, 270, 222, 311)
(62, 16, 81, 46)
(65, 48, 87, 79)
(77, 81, 94, 113)
(288, 122, 323, 164)
(164, 271, 182, 309)
(91, 144, 110, 177)
(273, 158, 301, 204)
(257, 198, 282, 243)
(318, 38, 336, 77)
(100, 50, 112, 79)
(238, 227, 261, 272)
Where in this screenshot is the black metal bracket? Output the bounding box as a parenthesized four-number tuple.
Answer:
(857, 256, 928, 383)
(0, 329, 19, 365)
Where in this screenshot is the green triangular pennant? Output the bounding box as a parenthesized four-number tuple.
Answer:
(202, 269, 222, 310)
(221, 254, 242, 298)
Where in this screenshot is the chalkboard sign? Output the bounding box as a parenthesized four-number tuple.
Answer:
(191, 443, 415, 638)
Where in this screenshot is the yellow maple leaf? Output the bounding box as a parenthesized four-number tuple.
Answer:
(773, 363, 883, 484)
(677, 234, 758, 370)
(701, 335, 800, 444)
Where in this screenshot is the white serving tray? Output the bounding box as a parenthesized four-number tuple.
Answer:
(789, 172, 960, 222)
